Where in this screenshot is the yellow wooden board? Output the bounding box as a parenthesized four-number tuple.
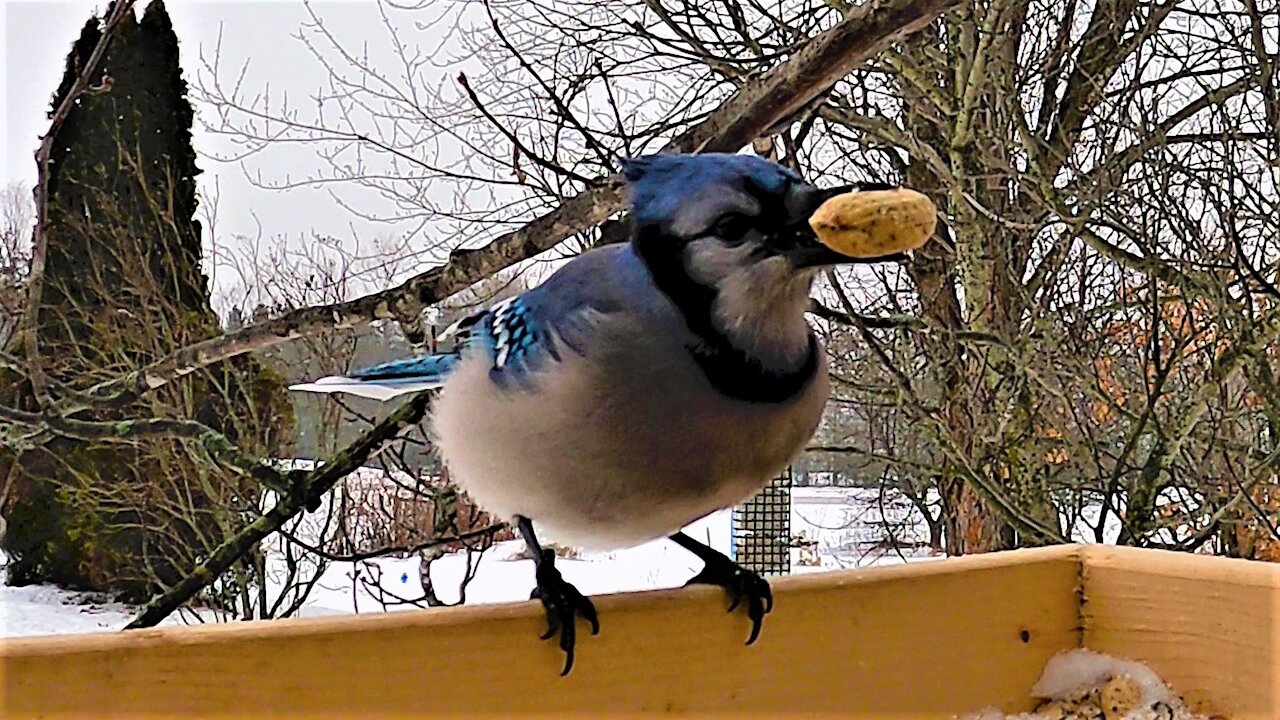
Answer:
(1, 546, 1083, 719)
(1081, 545, 1280, 720)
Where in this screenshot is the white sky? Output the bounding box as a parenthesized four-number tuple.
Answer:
(2, 0, 463, 309)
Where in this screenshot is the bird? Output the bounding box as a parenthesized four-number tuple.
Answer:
(291, 153, 909, 674)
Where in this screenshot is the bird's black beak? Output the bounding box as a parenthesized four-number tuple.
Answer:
(782, 183, 908, 269)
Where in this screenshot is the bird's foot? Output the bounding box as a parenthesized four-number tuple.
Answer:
(684, 557, 774, 645)
(530, 549, 599, 676)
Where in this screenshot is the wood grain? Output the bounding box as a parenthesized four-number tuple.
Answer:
(1081, 544, 1279, 719)
(2, 546, 1081, 719)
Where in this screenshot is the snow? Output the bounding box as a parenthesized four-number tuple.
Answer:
(294, 511, 734, 616)
(1068, 503, 1125, 545)
(790, 486, 939, 569)
(0, 564, 229, 638)
(1, 483, 934, 637)
(960, 649, 1211, 720)
(1030, 649, 1173, 704)
(0, 583, 137, 637)
(0, 514, 734, 635)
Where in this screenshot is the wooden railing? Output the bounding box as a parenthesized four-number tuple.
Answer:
(2, 544, 1275, 718)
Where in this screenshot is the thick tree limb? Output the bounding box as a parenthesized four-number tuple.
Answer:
(126, 391, 434, 628)
(84, 0, 959, 408)
(0, 400, 294, 494)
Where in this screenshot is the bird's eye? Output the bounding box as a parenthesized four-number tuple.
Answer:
(711, 214, 751, 243)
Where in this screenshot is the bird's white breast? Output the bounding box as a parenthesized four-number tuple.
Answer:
(429, 319, 829, 550)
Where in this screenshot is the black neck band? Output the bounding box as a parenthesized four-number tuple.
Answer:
(632, 227, 818, 404)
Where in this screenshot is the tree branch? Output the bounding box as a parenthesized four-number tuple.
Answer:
(126, 391, 434, 628)
(82, 0, 960, 408)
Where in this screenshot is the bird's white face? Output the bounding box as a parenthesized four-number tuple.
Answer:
(639, 164, 845, 277)
(624, 156, 834, 371)
(624, 153, 897, 379)
(685, 238, 818, 371)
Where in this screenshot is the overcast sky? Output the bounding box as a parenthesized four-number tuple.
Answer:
(2, 0, 468, 310)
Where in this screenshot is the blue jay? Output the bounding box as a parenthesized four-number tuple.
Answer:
(292, 153, 906, 673)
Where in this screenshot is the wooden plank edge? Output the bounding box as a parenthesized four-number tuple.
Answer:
(1, 543, 1086, 657)
(1079, 543, 1280, 587)
(1079, 543, 1280, 718)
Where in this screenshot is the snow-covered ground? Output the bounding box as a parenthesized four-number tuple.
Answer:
(1, 484, 936, 638)
(789, 486, 938, 569)
(0, 582, 141, 636)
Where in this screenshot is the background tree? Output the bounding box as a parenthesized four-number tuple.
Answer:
(0, 0, 292, 604)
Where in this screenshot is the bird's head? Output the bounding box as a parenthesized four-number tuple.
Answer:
(621, 153, 902, 278)
(621, 153, 902, 372)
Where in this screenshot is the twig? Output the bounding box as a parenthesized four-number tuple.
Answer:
(76, 0, 961, 411)
(126, 391, 434, 628)
(22, 0, 137, 406)
(280, 523, 504, 563)
(456, 72, 595, 187)
(824, 270, 1063, 543)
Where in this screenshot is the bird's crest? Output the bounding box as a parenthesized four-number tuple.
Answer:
(619, 153, 802, 230)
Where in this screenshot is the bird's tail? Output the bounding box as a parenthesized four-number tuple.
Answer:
(289, 353, 458, 401)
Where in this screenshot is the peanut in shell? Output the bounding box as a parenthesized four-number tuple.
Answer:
(808, 188, 937, 258)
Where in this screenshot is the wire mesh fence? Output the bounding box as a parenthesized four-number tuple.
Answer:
(731, 467, 792, 575)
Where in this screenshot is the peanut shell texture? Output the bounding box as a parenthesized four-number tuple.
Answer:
(808, 188, 937, 258)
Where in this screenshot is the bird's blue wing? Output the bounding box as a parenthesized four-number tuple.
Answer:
(291, 245, 634, 400)
(448, 245, 642, 389)
(472, 296, 563, 380)
(289, 295, 581, 398)
(348, 353, 459, 383)
(288, 307, 481, 399)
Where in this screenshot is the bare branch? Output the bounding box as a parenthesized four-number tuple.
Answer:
(88, 0, 960, 405)
(126, 391, 434, 628)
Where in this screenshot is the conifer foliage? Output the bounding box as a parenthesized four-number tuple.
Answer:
(0, 1, 291, 604)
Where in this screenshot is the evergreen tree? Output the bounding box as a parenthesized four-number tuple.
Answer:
(1, 1, 292, 604)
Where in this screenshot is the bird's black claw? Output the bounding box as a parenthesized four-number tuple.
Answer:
(531, 549, 598, 675)
(685, 559, 774, 645)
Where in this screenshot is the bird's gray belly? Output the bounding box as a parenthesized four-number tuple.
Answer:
(430, 338, 829, 550)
